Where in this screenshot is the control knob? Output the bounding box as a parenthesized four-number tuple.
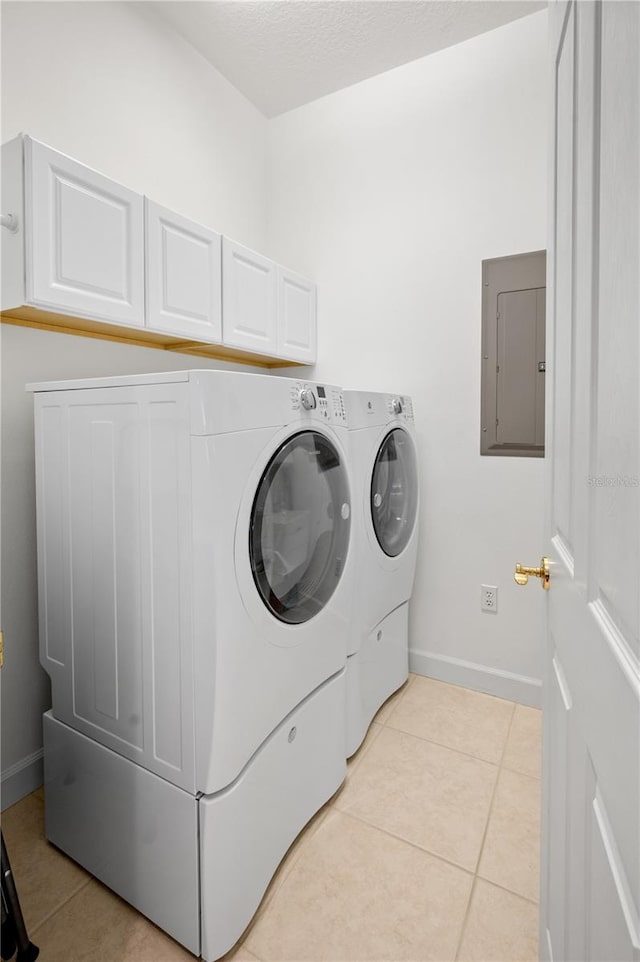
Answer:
(391, 397, 403, 415)
(299, 388, 317, 411)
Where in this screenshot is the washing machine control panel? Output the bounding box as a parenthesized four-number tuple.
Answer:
(290, 383, 347, 424)
(387, 395, 414, 422)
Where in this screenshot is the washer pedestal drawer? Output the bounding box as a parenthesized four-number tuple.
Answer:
(345, 602, 409, 757)
(199, 668, 346, 961)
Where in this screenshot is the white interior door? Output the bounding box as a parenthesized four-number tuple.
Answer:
(541, 2, 640, 960)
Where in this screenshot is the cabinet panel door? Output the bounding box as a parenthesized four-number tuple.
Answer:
(146, 200, 222, 342)
(222, 238, 277, 353)
(277, 266, 317, 363)
(25, 137, 144, 326)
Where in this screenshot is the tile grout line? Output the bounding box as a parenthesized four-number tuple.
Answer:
(28, 685, 539, 958)
(381, 718, 514, 768)
(475, 700, 517, 872)
(333, 676, 417, 784)
(246, 675, 523, 938)
(244, 685, 414, 944)
(338, 803, 541, 908)
(336, 808, 476, 881)
(248, 702, 410, 933)
(379, 679, 520, 766)
(245, 799, 337, 932)
(239, 949, 262, 962)
(500, 763, 542, 781)
(30, 874, 94, 937)
(345, 720, 386, 777)
(478, 709, 542, 900)
(453, 700, 517, 961)
(498, 700, 543, 781)
(219, 673, 523, 953)
(454, 875, 480, 962)
(28, 713, 393, 957)
(469, 875, 540, 908)
(373, 674, 416, 728)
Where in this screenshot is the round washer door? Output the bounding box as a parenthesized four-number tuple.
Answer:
(250, 431, 351, 625)
(370, 428, 418, 557)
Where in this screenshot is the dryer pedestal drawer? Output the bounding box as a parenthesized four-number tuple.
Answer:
(345, 603, 409, 757)
(199, 668, 346, 962)
(43, 711, 200, 954)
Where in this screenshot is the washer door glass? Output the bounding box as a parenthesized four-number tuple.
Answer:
(250, 431, 351, 625)
(370, 428, 418, 557)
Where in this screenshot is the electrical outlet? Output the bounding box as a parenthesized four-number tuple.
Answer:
(481, 585, 498, 613)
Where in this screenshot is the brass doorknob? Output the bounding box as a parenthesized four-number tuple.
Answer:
(514, 557, 550, 589)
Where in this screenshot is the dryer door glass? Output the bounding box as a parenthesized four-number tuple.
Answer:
(371, 428, 418, 557)
(250, 431, 351, 625)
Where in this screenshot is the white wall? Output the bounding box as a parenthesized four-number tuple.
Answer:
(266, 11, 548, 704)
(1, 2, 548, 808)
(0, 1, 267, 249)
(0, 1, 268, 806)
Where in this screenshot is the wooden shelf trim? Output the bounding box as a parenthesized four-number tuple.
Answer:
(0, 307, 302, 369)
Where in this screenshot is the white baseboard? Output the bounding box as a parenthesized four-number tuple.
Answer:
(1, 749, 44, 810)
(409, 649, 542, 708)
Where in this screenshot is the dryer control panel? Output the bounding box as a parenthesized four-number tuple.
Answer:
(290, 382, 347, 425)
(386, 395, 414, 422)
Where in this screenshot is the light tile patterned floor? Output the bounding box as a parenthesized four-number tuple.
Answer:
(1, 676, 541, 961)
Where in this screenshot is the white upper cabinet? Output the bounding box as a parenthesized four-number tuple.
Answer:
(221, 240, 317, 363)
(145, 200, 222, 343)
(222, 238, 277, 354)
(277, 266, 317, 363)
(25, 136, 144, 326)
(1, 135, 317, 365)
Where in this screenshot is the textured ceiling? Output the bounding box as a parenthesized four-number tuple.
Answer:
(144, 1, 547, 117)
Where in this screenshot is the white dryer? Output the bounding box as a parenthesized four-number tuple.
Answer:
(31, 370, 353, 961)
(342, 390, 419, 757)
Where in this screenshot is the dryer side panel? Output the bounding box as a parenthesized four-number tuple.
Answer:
(68, 399, 144, 747)
(34, 383, 195, 792)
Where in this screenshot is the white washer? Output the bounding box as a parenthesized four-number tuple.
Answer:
(31, 370, 353, 961)
(342, 390, 419, 757)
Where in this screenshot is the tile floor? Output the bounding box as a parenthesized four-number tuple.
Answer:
(1, 676, 542, 962)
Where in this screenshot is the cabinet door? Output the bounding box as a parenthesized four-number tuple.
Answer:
(222, 238, 277, 354)
(25, 136, 144, 326)
(277, 266, 317, 363)
(146, 200, 221, 342)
